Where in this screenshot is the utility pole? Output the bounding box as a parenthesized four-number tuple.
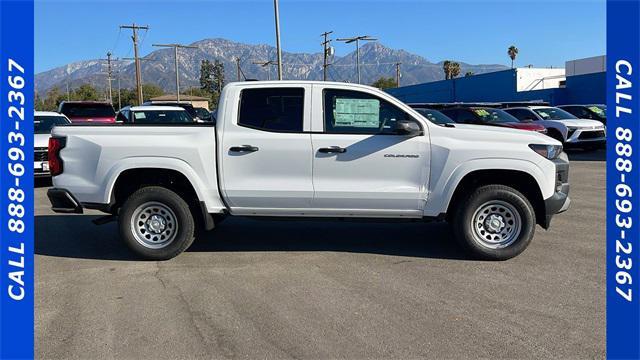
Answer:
(235, 57, 242, 81)
(116, 70, 121, 110)
(321, 31, 333, 81)
(273, 0, 283, 80)
(122, 56, 158, 102)
(337, 35, 377, 84)
(120, 23, 149, 105)
(152, 43, 198, 102)
(101, 52, 114, 104)
(253, 60, 277, 80)
(395, 62, 402, 87)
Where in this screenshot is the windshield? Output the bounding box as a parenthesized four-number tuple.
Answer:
(414, 108, 454, 125)
(61, 103, 115, 118)
(533, 107, 577, 120)
(470, 108, 517, 124)
(34, 115, 70, 134)
(132, 110, 194, 124)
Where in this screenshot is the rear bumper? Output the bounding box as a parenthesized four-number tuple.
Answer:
(47, 188, 83, 213)
(542, 153, 570, 228)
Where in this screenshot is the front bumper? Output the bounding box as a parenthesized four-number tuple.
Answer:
(47, 188, 83, 213)
(565, 128, 606, 146)
(542, 153, 570, 228)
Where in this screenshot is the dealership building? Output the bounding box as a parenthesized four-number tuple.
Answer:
(386, 55, 605, 105)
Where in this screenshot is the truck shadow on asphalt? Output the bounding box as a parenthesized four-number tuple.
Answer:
(35, 215, 468, 261)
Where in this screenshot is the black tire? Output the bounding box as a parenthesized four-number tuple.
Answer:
(118, 186, 195, 260)
(452, 185, 536, 260)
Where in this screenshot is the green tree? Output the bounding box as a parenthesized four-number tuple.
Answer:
(508, 45, 519, 68)
(71, 84, 100, 101)
(443, 60, 452, 80)
(199, 59, 225, 108)
(199, 59, 215, 93)
(142, 83, 164, 100)
(465, 71, 474, 77)
(371, 77, 397, 89)
(450, 62, 461, 78)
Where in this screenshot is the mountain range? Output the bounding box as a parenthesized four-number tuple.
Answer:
(35, 38, 508, 95)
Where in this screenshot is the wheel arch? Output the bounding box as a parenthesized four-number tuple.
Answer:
(445, 169, 547, 227)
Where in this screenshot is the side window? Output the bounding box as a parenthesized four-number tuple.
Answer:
(116, 110, 129, 122)
(457, 109, 477, 123)
(323, 89, 411, 134)
(238, 88, 304, 132)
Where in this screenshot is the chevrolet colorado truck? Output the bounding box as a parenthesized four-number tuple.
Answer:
(47, 81, 570, 260)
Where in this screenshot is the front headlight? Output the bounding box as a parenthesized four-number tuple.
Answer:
(529, 144, 563, 160)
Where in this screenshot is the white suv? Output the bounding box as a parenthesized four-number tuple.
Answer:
(504, 106, 605, 150)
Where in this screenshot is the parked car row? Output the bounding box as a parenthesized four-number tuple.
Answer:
(35, 93, 605, 180)
(408, 102, 606, 150)
(56, 101, 214, 124)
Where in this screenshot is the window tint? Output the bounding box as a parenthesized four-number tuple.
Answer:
(324, 89, 411, 134)
(507, 109, 537, 121)
(238, 88, 304, 132)
(132, 110, 193, 124)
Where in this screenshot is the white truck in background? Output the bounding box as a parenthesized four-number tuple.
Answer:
(47, 81, 570, 260)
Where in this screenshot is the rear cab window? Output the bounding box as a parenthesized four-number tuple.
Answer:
(238, 88, 304, 132)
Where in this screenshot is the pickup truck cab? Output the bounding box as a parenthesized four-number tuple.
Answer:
(47, 81, 570, 260)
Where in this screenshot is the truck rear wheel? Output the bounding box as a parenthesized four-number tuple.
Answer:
(119, 186, 195, 260)
(452, 185, 536, 260)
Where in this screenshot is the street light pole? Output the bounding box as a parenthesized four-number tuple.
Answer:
(337, 35, 377, 84)
(273, 0, 283, 80)
(152, 43, 198, 102)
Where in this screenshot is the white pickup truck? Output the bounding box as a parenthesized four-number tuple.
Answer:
(47, 81, 570, 260)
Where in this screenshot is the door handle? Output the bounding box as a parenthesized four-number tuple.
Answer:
(229, 145, 259, 153)
(318, 146, 347, 154)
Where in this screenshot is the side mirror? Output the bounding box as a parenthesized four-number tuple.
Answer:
(395, 120, 422, 136)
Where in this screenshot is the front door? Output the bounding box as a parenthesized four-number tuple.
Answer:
(310, 88, 430, 217)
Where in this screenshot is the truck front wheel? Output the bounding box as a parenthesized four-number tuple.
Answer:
(119, 186, 196, 260)
(452, 185, 536, 260)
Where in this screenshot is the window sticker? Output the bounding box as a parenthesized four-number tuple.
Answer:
(333, 98, 380, 128)
(134, 112, 146, 120)
(473, 109, 490, 117)
(588, 106, 605, 116)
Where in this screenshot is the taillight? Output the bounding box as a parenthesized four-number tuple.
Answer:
(48, 137, 66, 176)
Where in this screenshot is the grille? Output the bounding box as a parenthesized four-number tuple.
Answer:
(579, 130, 605, 140)
(35, 147, 48, 162)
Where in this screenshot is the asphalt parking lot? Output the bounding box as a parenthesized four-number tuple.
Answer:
(35, 150, 605, 359)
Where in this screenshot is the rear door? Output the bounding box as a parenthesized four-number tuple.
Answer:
(219, 86, 314, 214)
(309, 86, 430, 217)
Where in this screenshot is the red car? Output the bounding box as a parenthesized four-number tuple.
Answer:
(439, 107, 547, 133)
(58, 101, 116, 124)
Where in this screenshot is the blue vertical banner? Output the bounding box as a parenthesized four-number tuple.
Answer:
(607, 0, 640, 359)
(0, 0, 35, 359)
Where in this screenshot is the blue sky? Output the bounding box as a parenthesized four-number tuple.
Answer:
(35, 0, 605, 73)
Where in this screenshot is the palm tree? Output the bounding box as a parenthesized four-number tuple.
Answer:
(450, 62, 461, 78)
(443, 60, 452, 80)
(508, 45, 519, 68)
